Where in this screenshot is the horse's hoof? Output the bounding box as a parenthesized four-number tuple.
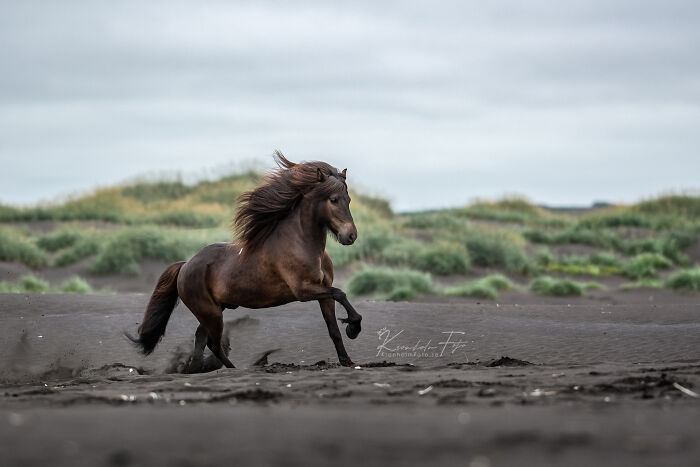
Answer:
(339, 357, 355, 367)
(345, 322, 361, 340)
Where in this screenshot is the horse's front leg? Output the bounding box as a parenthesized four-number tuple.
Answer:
(291, 283, 363, 340)
(319, 298, 354, 367)
(333, 290, 362, 339)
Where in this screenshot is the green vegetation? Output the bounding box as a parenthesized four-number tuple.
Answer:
(619, 279, 663, 291)
(537, 250, 623, 277)
(444, 274, 514, 300)
(0, 227, 48, 268)
(59, 276, 94, 294)
(402, 211, 469, 230)
(0, 274, 104, 294)
(0, 172, 698, 301)
(530, 276, 590, 296)
(462, 229, 532, 273)
(347, 266, 434, 301)
(411, 242, 470, 275)
(631, 194, 700, 219)
(377, 240, 470, 276)
(54, 237, 101, 267)
(621, 253, 672, 280)
(664, 268, 700, 292)
(36, 228, 83, 252)
(90, 227, 226, 275)
(524, 225, 696, 266)
(457, 197, 570, 227)
(325, 226, 396, 267)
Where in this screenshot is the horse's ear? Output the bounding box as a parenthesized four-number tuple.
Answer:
(317, 168, 327, 182)
(341, 168, 347, 178)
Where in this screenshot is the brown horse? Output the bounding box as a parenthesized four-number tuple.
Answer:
(128, 152, 362, 368)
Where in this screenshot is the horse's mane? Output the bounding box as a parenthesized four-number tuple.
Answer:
(233, 151, 347, 253)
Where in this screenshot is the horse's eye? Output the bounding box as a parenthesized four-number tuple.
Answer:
(330, 197, 338, 204)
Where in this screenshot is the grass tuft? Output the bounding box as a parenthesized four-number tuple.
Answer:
(412, 242, 470, 276)
(619, 279, 663, 291)
(664, 268, 700, 292)
(0, 228, 48, 268)
(90, 227, 214, 275)
(530, 276, 584, 296)
(462, 229, 532, 273)
(0, 274, 100, 294)
(444, 274, 514, 300)
(622, 253, 672, 280)
(347, 265, 433, 301)
(59, 276, 93, 294)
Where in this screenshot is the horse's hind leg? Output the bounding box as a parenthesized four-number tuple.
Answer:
(189, 300, 236, 369)
(184, 324, 208, 373)
(203, 311, 236, 369)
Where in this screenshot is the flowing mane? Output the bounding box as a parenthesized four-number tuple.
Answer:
(233, 151, 347, 253)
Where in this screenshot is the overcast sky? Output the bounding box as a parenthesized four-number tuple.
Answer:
(1, 1, 698, 211)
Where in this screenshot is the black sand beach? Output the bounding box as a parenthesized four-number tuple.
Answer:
(1, 293, 699, 466)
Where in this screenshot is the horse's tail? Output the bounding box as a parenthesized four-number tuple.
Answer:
(126, 261, 185, 355)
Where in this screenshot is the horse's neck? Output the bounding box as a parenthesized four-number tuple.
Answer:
(279, 201, 327, 253)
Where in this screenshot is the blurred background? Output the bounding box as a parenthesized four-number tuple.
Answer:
(1, 1, 698, 300)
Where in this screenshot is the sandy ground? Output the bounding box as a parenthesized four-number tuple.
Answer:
(1, 293, 699, 466)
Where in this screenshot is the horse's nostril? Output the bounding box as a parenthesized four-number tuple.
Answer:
(349, 233, 355, 242)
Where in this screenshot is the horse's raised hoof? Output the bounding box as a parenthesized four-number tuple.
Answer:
(339, 357, 355, 367)
(339, 318, 362, 339)
(346, 322, 361, 339)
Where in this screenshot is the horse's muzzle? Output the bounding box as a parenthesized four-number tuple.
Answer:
(338, 226, 357, 245)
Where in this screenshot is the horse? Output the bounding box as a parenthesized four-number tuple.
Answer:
(127, 152, 362, 368)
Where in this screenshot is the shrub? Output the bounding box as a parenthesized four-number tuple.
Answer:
(353, 193, 394, 218)
(0, 281, 21, 293)
(17, 274, 49, 293)
(378, 237, 422, 265)
(144, 211, 223, 228)
(445, 281, 498, 300)
(535, 248, 556, 267)
(632, 194, 700, 219)
(54, 237, 101, 267)
(582, 281, 607, 291)
(541, 253, 622, 277)
(347, 266, 433, 301)
(589, 252, 621, 267)
(622, 253, 672, 280)
(462, 230, 531, 273)
(36, 229, 83, 252)
(326, 226, 397, 267)
(0, 275, 99, 294)
(378, 239, 470, 275)
(121, 180, 192, 203)
(0, 228, 48, 268)
(444, 274, 514, 300)
(664, 268, 700, 291)
(411, 242, 470, 276)
(524, 226, 697, 266)
(59, 276, 93, 294)
(620, 279, 663, 291)
(402, 212, 468, 230)
(91, 227, 210, 275)
(530, 276, 584, 296)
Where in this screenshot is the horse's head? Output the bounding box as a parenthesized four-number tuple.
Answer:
(313, 166, 357, 246)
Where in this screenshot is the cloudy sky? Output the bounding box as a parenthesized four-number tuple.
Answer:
(1, 1, 698, 211)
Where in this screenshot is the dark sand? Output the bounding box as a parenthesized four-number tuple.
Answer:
(1, 293, 699, 466)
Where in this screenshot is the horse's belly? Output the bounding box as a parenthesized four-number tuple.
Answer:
(216, 274, 297, 309)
